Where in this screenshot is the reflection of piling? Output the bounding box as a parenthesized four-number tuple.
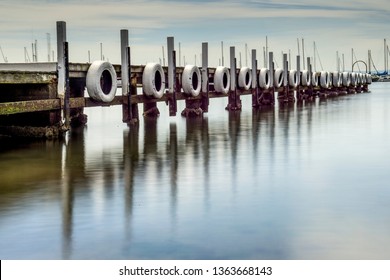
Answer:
(61, 127, 86, 259)
(123, 125, 139, 236)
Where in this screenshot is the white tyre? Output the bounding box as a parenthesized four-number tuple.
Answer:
(332, 71, 340, 87)
(367, 74, 372, 84)
(320, 71, 329, 88)
(342, 72, 351, 86)
(143, 63, 166, 98)
(86, 60, 117, 103)
(182, 65, 201, 97)
(238, 67, 252, 90)
(274, 68, 284, 88)
(301, 70, 311, 86)
(312, 72, 320, 87)
(359, 73, 364, 85)
(214, 66, 230, 94)
(289, 69, 299, 88)
(361, 73, 366, 84)
(258, 68, 271, 89)
(327, 71, 332, 88)
(350, 72, 357, 86)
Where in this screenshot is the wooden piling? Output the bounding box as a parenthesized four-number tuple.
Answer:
(251, 49, 260, 108)
(226, 46, 241, 111)
(200, 42, 209, 113)
(167, 37, 177, 116)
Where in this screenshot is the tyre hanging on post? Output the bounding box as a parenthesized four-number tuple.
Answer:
(182, 65, 201, 97)
(238, 67, 252, 90)
(86, 60, 118, 103)
(214, 66, 230, 94)
(142, 63, 166, 98)
(258, 68, 271, 89)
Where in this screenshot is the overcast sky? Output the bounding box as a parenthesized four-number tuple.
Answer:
(0, 0, 389, 71)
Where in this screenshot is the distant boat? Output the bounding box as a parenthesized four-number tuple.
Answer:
(371, 39, 389, 82)
(377, 75, 390, 82)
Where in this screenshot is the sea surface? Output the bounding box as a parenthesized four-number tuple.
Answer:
(1, 83, 390, 260)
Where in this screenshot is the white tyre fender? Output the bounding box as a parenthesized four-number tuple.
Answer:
(342, 72, 350, 86)
(182, 65, 201, 97)
(238, 67, 252, 90)
(86, 60, 118, 103)
(274, 68, 284, 88)
(320, 71, 329, 88)
(356, 73, 361, 85)
(359, 73, 364, 85)
(312, 72, 320, 87)
(143, 63, 166, 98)
(301, 70, 311, 86)
(214, 66, 230, 94)
(258, 68, 271, 89)
(367, 74, 372, 84)
(332, 71, 340, 87)
(350, 72, 357, 86)
(327, 71, 332, 88)
(288, 69, 299, 88)
(361, 73, 366, 84)
(333, 71, 343, 87)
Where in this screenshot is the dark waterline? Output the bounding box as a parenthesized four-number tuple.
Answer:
(1, 83, 390, 259)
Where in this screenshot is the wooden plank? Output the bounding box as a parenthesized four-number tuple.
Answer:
(0, 72, 57, 84)
(0, 99, 60, 115)
(0, 62, 57, 72)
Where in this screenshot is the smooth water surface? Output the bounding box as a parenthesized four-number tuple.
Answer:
(1, 83, 390, 259)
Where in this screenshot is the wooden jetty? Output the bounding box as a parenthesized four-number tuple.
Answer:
(0, 21, 372, 138)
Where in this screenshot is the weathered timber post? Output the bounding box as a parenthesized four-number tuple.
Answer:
(251, 49, 260, 108)
(306, 57, 314, 101)
(57, 21, 69, 129)
(121, 31, 138, 124)
(258, 51, 274, 106)
(57, 21, 66, 99)
(121, 29, 130, 123)
(200, 42, 209, 112)
(63, 42, 70, 129)
(167, 37, 177, 116)
(226, 46, 241, 111)
(296, 55, 301, 102)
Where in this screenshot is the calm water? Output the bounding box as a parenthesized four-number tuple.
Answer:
(1, 83, 390, 260)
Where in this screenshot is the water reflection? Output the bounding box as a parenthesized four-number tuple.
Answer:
(2, 85, 390, 259)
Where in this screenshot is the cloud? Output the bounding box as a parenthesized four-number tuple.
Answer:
(0, 0, 388, 69)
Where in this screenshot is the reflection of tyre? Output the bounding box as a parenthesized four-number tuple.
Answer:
(182, 65, 201, 96)
(274, 68, 284, 88)
(301, 70, 311, 86)
(214, 66, 230, 94)
(259, 68, 271, 89)
(86, 61, 117, 102)
(238, 67, 252, 90)
(143, 63, 166, 98)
